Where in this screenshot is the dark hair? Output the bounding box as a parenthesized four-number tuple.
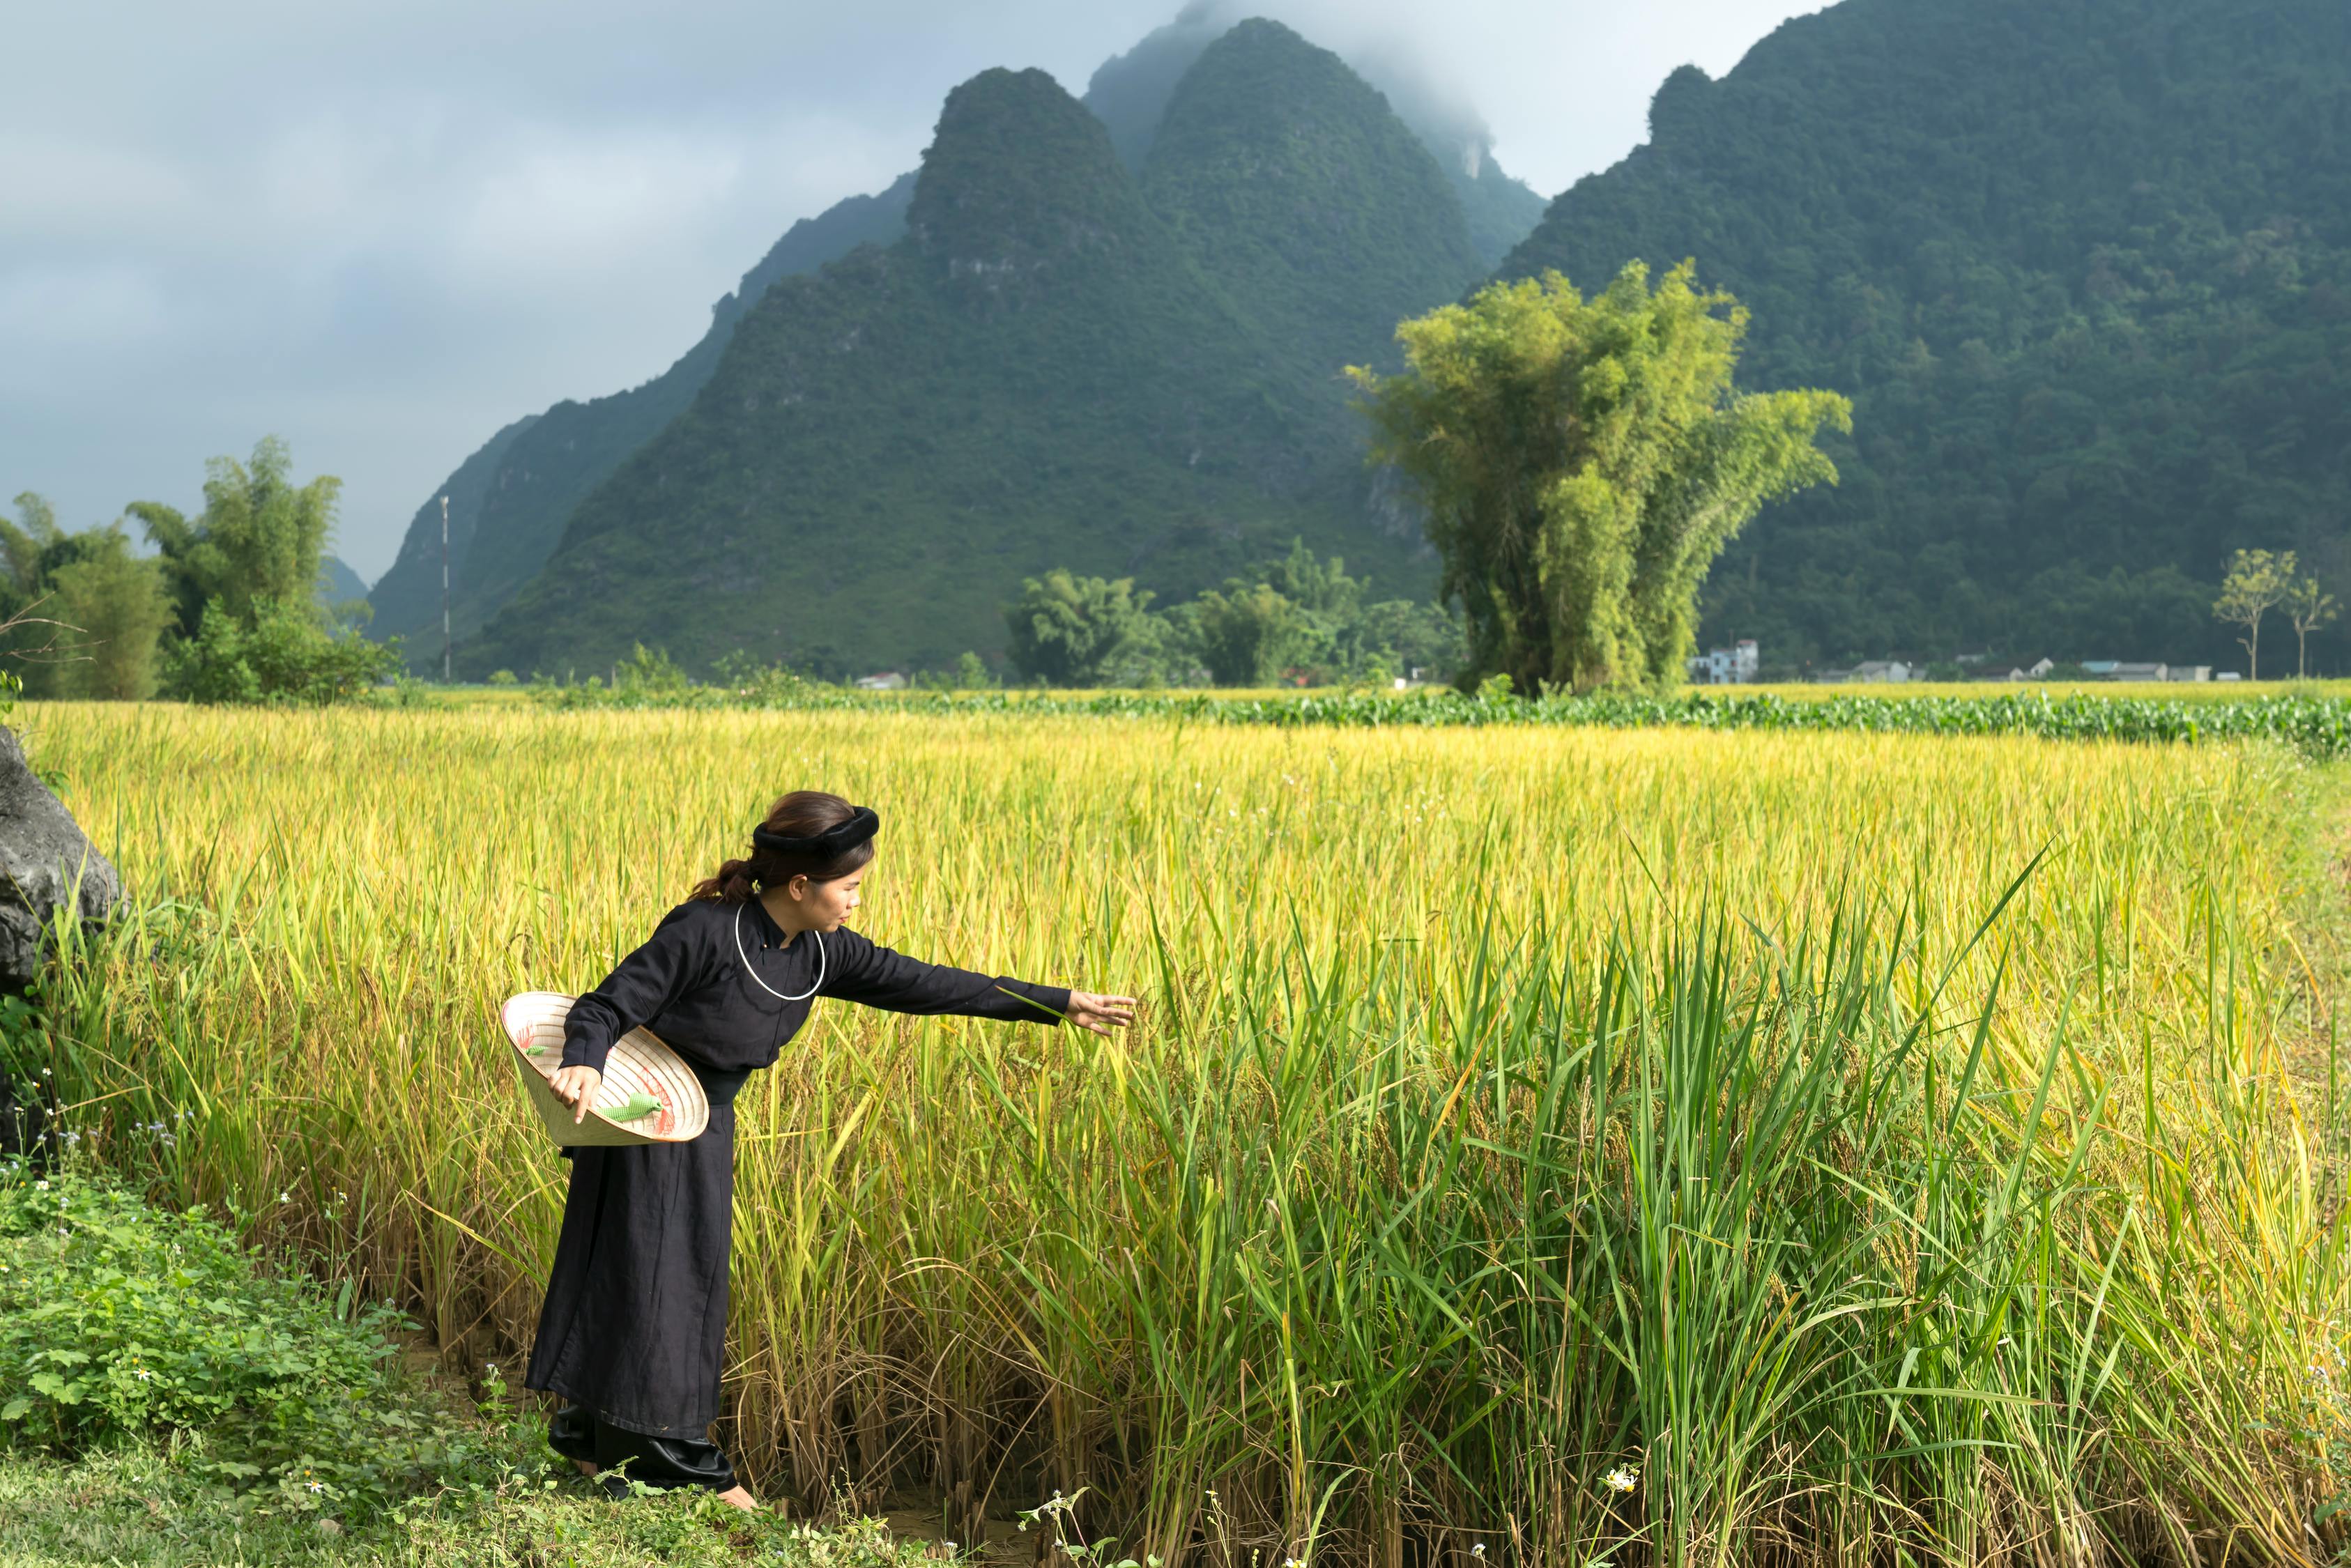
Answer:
(691, 790, 875, 904)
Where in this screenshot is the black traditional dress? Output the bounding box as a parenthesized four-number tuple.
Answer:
(523, 896, 1069, 1491)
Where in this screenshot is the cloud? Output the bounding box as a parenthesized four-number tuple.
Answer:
(0, 0, 1821, 583)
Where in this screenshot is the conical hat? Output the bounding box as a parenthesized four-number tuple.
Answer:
(500, 992, 712, 1148)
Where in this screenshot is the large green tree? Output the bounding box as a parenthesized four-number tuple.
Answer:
(131, 436, 339, 638)
(1003, 570, 1161, 686)
(1352, 263, 1850, 693)
(0, 493, 171, 698)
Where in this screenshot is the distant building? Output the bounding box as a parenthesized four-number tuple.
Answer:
(2104, 662, 2168, 682)
(853, 672, 908, 691)
(2165, 666, 2212, 682)
(1687, 638, 1760, 684)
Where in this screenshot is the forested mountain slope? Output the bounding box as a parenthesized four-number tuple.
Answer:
(1501, 0, 2351, 669)
(1083, 7, 1546, 266)
(1141, 20, 1483, 377)
(365, 176, 916, 652)
(465, 24, 1483, 678)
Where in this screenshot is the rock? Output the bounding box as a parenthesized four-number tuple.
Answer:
(0, 727, 119, 994)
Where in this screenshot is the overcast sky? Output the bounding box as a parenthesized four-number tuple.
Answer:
(3, 0, 1821, 583)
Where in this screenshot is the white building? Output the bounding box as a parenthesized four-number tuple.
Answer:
(853, 672, 908, 691)
(1687, 638, 1760, 684)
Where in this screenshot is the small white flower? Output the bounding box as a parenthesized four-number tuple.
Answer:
(33, 1180, 47, 1190)
(277, 1192, 289, 1204)
(1604, 1466, 1639, 1494)
(307, 1481, 325, 1493)
(135, 1369, 153, 1381)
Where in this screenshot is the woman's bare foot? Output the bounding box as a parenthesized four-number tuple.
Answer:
(715, 1484, 759, 1512)
(572, 1458, 600, 1477)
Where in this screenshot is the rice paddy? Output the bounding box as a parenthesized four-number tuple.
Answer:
(20, 702, 2351, 1566)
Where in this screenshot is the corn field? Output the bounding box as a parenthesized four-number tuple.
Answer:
(20, 702, 2351, 1566)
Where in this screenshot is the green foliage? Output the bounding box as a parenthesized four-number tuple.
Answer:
(1501, 0, 2351, 668)
(1003, 541, 1464, 687)
(2286, 568, 2341, 679)
(0, 1166, 950, 1563)
(47, 531, 172, 700)
(529, 649, 827, 711)
(1355, 264, 1850, 692)
(0, 1165, 476, 1522)
(1187, 580, 1305, 686)
(1005, 570, 1163, 685)
(2214, 548, 2296, 681)
(162, 597, 403, 707)
(521, 670, 2351, 759)
(0, 496, 172, 700)
(132, 437, 339, 640)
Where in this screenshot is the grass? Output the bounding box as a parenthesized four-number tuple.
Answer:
(11, 702, 2351, 1565)
(0, 1165, 950, 1567)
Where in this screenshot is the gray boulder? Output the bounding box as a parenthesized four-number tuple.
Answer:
(0, 726, 120, 992)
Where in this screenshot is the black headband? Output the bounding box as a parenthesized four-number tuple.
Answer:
(751, 806, 880, 861)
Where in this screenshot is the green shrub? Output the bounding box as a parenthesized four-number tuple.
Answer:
(0, 1165, 489, 1521)
(162, 596, 404, 705)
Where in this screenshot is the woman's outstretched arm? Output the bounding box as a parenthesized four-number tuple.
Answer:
(818, 927, 1133, 1035)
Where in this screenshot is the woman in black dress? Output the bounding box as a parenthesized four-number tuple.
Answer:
(523, 790, 1133, 1509)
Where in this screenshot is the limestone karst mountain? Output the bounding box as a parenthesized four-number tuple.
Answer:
(1499, 0, 2351, 668)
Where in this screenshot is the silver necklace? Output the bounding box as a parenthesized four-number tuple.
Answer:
(734, 902, 825, 1002)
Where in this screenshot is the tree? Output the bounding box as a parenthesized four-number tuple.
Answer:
(162, 595, 401, 705)
(2284, 566, 2338, 679)
(1351, 263, 1851, 693)
(2213, 548, 2295, 680)
(0, 494, 168, 698)
(1190, 581, 1308, 686)
(131, 436, 340, 639)
(48, 528, 171, 699)
(1003, 570, 1159, 686)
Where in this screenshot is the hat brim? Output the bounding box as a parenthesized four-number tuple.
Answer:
(501, 991, 712, 1148)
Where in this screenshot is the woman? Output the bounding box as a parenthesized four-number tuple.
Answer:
(523, 790, 1133, 1509)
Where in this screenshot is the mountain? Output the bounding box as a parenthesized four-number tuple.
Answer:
(1499, 0, 2351, 671)
(1140, 20, 1483, 375)
(317, 555, 369, 606)
(466, 30, 1476, 679)
(1082, 6, 1549, 267)
(365, 175, 915, 658)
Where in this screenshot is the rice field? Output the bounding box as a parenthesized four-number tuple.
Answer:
(20, 702, 2351, 1566)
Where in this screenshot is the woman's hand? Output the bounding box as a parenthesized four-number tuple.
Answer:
(549, 1066, 603, 1124)
(1064, 990, 1136, 1037)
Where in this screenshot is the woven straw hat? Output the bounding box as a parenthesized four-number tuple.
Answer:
(501, 992, 712, 1148)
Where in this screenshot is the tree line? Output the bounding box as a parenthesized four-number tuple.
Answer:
(3, 438, 399, 703)
(997, 541, 1463, 689)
